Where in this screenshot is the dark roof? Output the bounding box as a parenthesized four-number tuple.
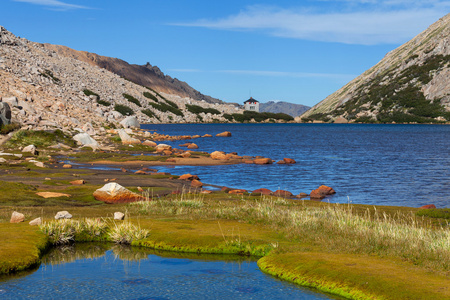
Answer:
(244, 97, 259, 103)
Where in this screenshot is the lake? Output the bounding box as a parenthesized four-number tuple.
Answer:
(0, 245, 337, 300)
(141, 123, 450, 208)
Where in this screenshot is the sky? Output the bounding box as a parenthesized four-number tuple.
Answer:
(2, 1, 449, 106)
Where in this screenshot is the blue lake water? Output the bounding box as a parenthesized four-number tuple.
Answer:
(141, 123, 450, 208)
(0, 245, 336, 300)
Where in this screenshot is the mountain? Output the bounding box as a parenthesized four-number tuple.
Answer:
(0, 26, 241, 132)
(260, 101, 310, 117)
(43, 44, 222, 104)
(300, 13, 450, 124)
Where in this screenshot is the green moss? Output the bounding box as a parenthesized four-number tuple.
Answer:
(5, 130, 76, 149)
(258, 252, 450, 300)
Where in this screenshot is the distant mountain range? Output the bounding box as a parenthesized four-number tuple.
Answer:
(300, 13, 450, 124)
(259, 101, 310, 117)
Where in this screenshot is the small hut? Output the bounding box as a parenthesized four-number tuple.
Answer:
(243, 97, 260, 112)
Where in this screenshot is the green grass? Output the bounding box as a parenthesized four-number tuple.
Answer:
(0, 122, 21, 135)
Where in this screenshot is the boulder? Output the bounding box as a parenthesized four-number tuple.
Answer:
(191, 180, 203, 188)
(216, 131, 232, 137)
(420, 204, 437, 209)
(73, 133, 100, 150)
(143, 140, 157, 147)
(22, 144, 37, 155)
(210, 151, 230, 160)
(187, 143, 199, 149)
(0, 102, 11, 126)
(200, 190, 212, 194)
(62, 164, 72, 169)
(180, 152, 191, 158)
(10, 211, 24, 223)
(118, 129, 140, 145)
(2, 96, 18, 108)
(120, 116, 140, 128)
(252, 188, 272, 196)
(93, 182, 142, 204)
(29, 217, 42, 226)
(276, 160, 286, 164)
(155, 144, 172, 152)
(114, 212, 125, 220)
(273, 190, 293, 198)
(334, 117, 348, 124)
(179, 173, 200, 181)
(202, 134, 212, 137)
(310, 185, 336, 199)
(55, 211, 72, 220)
(283, 158, 296, 164)
(254, 158, 272, 165)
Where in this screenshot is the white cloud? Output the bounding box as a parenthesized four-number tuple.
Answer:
(170, 4, 449, 45)
(14, 0, 90, 10)
(170, 68, 355, 81)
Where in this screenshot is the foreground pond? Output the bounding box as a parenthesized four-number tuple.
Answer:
(0, 244, 338, 299)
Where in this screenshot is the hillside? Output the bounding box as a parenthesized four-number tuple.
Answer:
(0, 26, 242, 132)
(43, 44, 222, 104)
(300, 13, 450, 124)
(260, 101, 310, 117)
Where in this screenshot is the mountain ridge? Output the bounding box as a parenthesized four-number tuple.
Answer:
(300, 13, 450, 124)
(260, 101, 310, 117)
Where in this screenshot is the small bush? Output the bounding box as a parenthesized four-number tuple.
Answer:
(83, 89, 99, 98)
(164, 99, 179, 109)
(143, 91, 158, 102)
(123, 93, 142, 107)
(114, 104, 134, 116)
(97, 99, 111, 106)
(148, 102, 183, 116)
(40, 69, 60, 83)
(416, 208, 450, 220)
(186, 104, 221, 115)
(142, 109, 157, 119)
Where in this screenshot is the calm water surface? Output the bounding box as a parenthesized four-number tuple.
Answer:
(141, 123, 450, 208)
(0, 245, 335, 300)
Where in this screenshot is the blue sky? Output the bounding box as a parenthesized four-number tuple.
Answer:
(2, 1, 449, 106)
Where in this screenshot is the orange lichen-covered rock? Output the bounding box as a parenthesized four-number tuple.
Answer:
(93, 183, 142, 204)
(179, 173, 200, 181)
(283, 158, 296, 164)
(254, 158, 272, 165)
(187, 143, 199, 149)
(143, 140, 157, 147)
(273, 190, 293, 198)
(211, 151, 229, 160)
(420, 204, 436, 209)
(252, 188, 272, 196)
(191, 180, 203, 187)
(228, 189, 247, 194)
(216, 131, 232, 137)
(310, 185, 336, 199)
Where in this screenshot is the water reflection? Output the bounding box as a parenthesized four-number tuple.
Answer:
(0, 244, 339, 300)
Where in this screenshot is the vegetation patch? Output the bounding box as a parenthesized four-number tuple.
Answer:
(186, 104, 221, 115)
(416, 208, 450, 220)
(39, 69, 60, 83)
(231, 111, 294, 122)
(143, 91, 158, 102)
(5, 129, 76, 149)
(141, 109, 157, 119)
(148, 102, 183, 116)
(122, 93, 142, 107)
(114, 104, 134, 116)
(0, 122, 21, 135)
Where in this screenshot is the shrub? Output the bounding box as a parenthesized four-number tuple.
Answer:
(143, 91, 158, 102)
(114, 104, 134, 116)
(148, 102, 183, 116)
(142, 109, 157, 119)
(186, 104, 221, 115)
(416, 208, 450, 220)
(164, 99, 179, 109)
(40, 69, 60, 83)
(83, 89, 99, 98)
(123, 93, 142, 107)
(97, 99, 111, 106)
(0, 122, 20, 135)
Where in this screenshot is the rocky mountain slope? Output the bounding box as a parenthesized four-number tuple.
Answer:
(0, 26, 242, 132)
(260, 101, 310, 117)
(300, 13, 450, 124)
(43, 44, 222, 104)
